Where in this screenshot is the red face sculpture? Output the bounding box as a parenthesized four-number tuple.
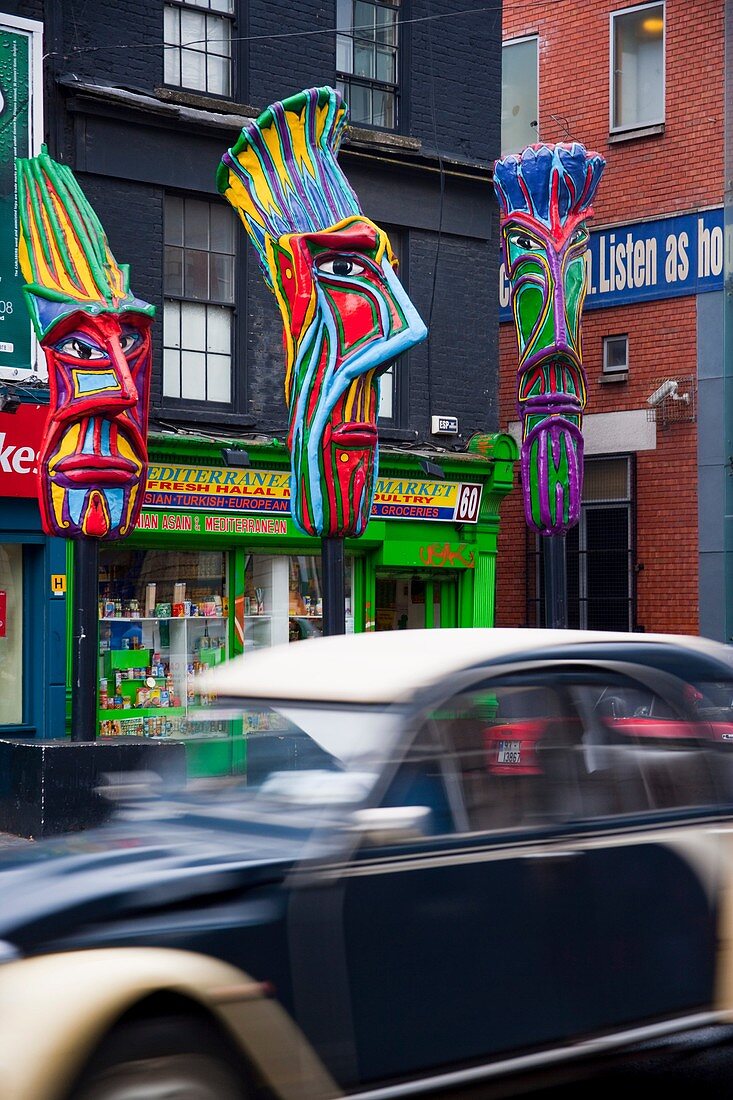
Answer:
(40, 311, 152, 539)
(17, 150, 155, 540)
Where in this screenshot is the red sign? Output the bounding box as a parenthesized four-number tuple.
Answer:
(0, 590, 6, 638)
(0, 402, 47, 498)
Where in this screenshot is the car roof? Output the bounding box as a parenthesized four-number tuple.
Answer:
(196, 627, 733, 706)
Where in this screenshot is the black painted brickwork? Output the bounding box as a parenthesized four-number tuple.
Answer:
(49, 1, 163, 92)
(3, 0, 42, 20)
(246, 1, 337, 109)
(407, 0, 502, 162)
(408, 229, 499, 440)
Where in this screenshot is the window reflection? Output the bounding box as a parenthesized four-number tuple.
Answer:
(426, 667, 733, 836)
(0, 544, 22, 725)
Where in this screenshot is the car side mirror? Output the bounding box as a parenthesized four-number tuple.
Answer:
(348, 805, 432, 846)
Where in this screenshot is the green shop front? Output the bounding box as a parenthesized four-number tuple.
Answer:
(90, 430, 518, 775)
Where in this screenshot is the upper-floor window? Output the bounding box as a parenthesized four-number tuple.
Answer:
(164, 0, 233, 97)
(501, 36, 538, 155)
(336, 0, 400, 129)
(603, 334, 629, 376)
(610, 2, 664, 132)
(163, 195, 235, 405)
(378, 226, 404, 423)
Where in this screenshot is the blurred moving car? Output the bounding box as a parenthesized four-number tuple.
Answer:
(5, 628, 733, 1098)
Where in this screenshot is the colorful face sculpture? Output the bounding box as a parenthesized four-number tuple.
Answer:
(17, 150, 154, 539)
(218, 87, 427, 538)
(493, 143, 605, 535)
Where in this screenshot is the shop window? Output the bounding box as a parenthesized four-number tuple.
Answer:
(501, 36, 538, 155)
(97, 548, 229, 738)
(0, 544, 22, 725)
(603, 334, 629, 377)
(163, 195, 235, 405)
(336, 0, 400, 130)
(164, 0, 233, 98)
(243, 554, 353, 649)
(611, 2, 664, 133)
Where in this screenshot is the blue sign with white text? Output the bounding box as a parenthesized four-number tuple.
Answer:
(499, 207, 724, 321)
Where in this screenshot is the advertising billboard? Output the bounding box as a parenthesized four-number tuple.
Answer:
(0, 15, 43, 382)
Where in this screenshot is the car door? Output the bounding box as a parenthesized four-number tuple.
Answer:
(320, 669, 595, 1087)
(562, 661, 721, 1031)
(313, 660, 722, 1089)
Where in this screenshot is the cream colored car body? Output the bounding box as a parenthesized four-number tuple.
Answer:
(0, 946, 340, 1100)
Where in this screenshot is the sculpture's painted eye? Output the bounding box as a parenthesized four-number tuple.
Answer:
(571, 228, 588, 245)
(510, 232, 543, 252)
(56, 338, 105, 360)
(315, 256, 366, 277)
(120, 333, 142, 355)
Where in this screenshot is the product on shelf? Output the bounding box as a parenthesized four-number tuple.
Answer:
(97, 572, 228, 736)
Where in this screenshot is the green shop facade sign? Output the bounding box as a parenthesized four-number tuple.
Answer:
(136, 510, 290, 535)
(140, 464, 484, 526)
(0, 15, 42, 381)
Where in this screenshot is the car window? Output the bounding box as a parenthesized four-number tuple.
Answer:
(422, 666, 731, 836)
(429, 681, 589, 832)
(572, 673, 726, 813)
(186, 702, 406, 810)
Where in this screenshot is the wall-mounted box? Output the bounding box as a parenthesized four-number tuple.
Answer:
(431, 415, 459, 435)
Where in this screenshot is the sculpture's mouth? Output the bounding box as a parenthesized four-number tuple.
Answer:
(522, 392, 583, 416)
(44, 414, 145, 483)
(331, 422, 378, 447)
(518, 352, 586, 417)
(55, 454, 138, 482)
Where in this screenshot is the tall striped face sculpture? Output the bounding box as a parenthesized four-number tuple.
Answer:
(218, 86, 427, 538)
(493, 143, 605, 535)
(17, 150, 154, 539)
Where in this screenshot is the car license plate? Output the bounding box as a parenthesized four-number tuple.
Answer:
(497, 739, 521, 765)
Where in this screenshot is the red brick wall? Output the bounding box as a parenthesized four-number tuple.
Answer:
(495, 1, 723, 634)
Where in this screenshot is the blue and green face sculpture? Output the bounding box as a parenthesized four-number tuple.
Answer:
(494, 143, 605, 535)
(218, 87, 427, 539)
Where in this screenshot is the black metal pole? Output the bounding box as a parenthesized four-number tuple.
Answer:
(71, 538, 99, 741)
(321, 536, 345, 636)
(543, 533, 568, 629)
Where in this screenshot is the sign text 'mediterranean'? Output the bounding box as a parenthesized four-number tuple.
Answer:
(143, 466, 484, 524)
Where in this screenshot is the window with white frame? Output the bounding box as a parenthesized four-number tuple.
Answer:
(603, 334, 629, 375)
(164, 0, 233, 97)
(377, 225, 403, 423)
(163, 196, 235, 405)
(336, 0, 400, 129)
(501, 36, 538, 156)
(611, 2, 664, 132)
(378, 364, 394, 420)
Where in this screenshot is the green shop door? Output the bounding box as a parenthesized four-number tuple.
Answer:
(374, 571, 458, 631)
